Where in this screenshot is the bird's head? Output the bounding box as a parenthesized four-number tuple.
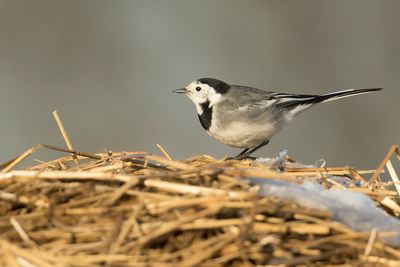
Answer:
(173, 78, 230, 113)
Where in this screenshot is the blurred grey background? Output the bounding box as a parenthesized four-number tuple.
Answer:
(0, 0, 398, 168)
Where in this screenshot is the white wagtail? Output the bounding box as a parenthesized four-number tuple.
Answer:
(173, 78, 382, 160)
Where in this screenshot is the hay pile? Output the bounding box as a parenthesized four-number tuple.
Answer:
(0, 143, 399, 266)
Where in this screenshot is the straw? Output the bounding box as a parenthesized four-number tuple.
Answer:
(0, 142, 399, 266)
(52, 111, 79, 165)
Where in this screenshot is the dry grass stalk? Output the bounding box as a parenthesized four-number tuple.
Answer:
(0, 145, 42, 174)
(156, 144, 173, 161)
(386, 159, 400, 196)
(52, 111, 79, 165)
(0, 143, 399, 266)
(370, 145, 399, 184)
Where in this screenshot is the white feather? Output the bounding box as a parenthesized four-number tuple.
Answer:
(321, 89, 375, 103)
(284, 104, 312, 120)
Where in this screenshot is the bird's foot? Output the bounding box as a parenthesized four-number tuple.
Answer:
(227, 141, 270, 161)
(227, 154, 257, 161)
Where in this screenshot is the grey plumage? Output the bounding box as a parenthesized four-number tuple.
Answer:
(173, 78, 382, 159)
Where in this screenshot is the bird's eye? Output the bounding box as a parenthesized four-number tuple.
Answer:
(196, 86, 201, 92)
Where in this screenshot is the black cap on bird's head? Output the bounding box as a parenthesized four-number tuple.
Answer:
(173, 78, 230, 109)
(173, 78, 230, 95)
(197, 78, 230, 94)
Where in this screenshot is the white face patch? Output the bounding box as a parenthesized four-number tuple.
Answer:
(193, 102, 204, 115)
(184, 80, 223, 113)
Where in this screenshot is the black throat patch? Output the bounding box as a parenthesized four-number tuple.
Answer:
(197, 101, 212, 130)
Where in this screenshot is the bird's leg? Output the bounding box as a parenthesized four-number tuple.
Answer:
(233, 140, 270, 160)
(227, 148, 249, 160)
(236, 148, 249, 157)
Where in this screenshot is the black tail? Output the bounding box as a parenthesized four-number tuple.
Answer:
(316, 88, 383, 103)
(277, 88, 382, 109)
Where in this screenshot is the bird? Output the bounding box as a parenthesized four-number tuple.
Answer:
(173, 78, 382, 160)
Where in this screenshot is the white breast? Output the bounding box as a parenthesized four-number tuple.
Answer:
(208, 121, 277, 148)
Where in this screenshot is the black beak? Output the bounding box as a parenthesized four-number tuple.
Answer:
(173, 88, 187, 94)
